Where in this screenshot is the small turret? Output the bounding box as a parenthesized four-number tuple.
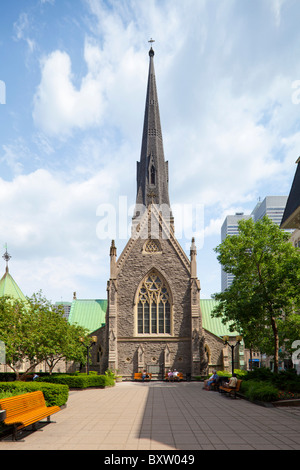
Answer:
(110, 240, 117, 279)
(190, 237, 197, 278)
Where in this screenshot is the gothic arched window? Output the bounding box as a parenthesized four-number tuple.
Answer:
(137, 271, 171, 335)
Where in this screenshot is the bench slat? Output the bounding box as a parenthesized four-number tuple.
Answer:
(219, 379, 242, 397)
(0, 391, 60, 438)
(4, 406, 60, 429)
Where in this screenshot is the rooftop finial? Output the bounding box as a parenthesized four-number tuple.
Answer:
(2, 244, 11, 273)
(148, 38, 155, 56)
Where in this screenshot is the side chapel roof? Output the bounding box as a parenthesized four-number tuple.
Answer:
(0, 248, 26, 302)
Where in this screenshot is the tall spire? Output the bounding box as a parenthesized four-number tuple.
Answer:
(134, 42, 172, 224)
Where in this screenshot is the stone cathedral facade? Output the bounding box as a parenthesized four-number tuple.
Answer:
(97, 46, 208, 380)
(0, 47, 245, 378)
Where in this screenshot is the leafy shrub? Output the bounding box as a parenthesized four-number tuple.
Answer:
(36, 373, 114, 389)
(76, 371, 98, 376)
(0, 390, 28, 399)
(215, 371, 231, 377)
(241, 380, 278, 402)
(0, 381, 69, 407)
(244, 367, 274, 382)
(233, 369, 248, 378)
(271, 369, 300, 393)
(0, 372, 16, 382)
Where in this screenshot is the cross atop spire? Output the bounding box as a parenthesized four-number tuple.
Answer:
(2, 244, 11, 273)
(148, 38, 155, 56)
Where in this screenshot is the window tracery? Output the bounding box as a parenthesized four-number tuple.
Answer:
(137, 271, 171, 335)
(144, 238, 161, 253)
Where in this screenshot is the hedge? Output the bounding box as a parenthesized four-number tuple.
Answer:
(243, 368, 300, 395)
(35, 374, 115, 389)
(240, 380, 279, 402)
(0, 381, 69, 407)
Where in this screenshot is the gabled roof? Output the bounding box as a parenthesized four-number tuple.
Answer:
(117, 204, 190, 274)
(0, 270, 26, 302)
(68, 299, 107, 333)
(281, 158, 300, 229)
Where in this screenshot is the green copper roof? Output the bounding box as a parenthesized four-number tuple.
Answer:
(67, 297, 237, 338)
(200, 299, 239, 338)
(0, 271, 26, 302)
(68, 299, 107, 333)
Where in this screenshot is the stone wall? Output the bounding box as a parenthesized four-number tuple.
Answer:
(115, 236, 192, 378)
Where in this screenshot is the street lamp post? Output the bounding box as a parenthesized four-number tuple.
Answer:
(80, 336, 97, 374)
(222, 335, 243, 376)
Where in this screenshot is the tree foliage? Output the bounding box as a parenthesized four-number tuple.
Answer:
(213, 216, 300, 372)
(0, 292, 89, 379)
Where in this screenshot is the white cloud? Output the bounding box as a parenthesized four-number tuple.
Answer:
(4, 0, 300, 301)
(0, 168, 116, 298)
(272, 0, 287, 26)
(13, 12, 36, 52)
(33, 47, 106, 136)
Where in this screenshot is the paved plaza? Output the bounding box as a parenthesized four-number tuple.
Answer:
(1, 381, 300, 451)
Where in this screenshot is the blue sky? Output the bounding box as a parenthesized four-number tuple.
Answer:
(1, 0, 300, 302)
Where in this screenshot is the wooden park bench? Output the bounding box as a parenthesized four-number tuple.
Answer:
(134, 372, 152, 381)
(209, 379, 220, 391)
(219, 379, 242, 399)
(165, 372, 184, 382)
(0, 390, 60, 441)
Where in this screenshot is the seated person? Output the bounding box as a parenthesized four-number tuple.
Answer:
(142, 370, 147, 381)
(167, 370, 173, 380)
(173, 369, 179, 379)
(203, 370, 218, 390)
(223, 373, 237, 388)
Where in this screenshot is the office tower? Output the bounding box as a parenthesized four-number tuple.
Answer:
(221, 213, 251, 291)
(251, 196, 288, 225)
(221, 196, 289, 291)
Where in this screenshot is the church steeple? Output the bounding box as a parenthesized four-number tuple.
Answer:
(134, 42, 172, 227)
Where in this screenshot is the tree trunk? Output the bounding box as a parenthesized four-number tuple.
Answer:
(7, 364, 19, 380)
(271, 316, 279, 373)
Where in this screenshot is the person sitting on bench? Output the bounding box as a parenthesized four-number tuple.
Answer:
(223, 373, 237, 388)
(203, 370, 218, 390)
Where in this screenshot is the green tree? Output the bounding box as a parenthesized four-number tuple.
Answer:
(26, 293, 89, 374)
(213, 216, 300, 373)
(0, 295, 43, 379)
(0, 293, 90, 378)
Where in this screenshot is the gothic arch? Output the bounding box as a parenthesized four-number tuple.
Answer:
(204, 344, 211, 365)
(134, 268, 174, 336)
